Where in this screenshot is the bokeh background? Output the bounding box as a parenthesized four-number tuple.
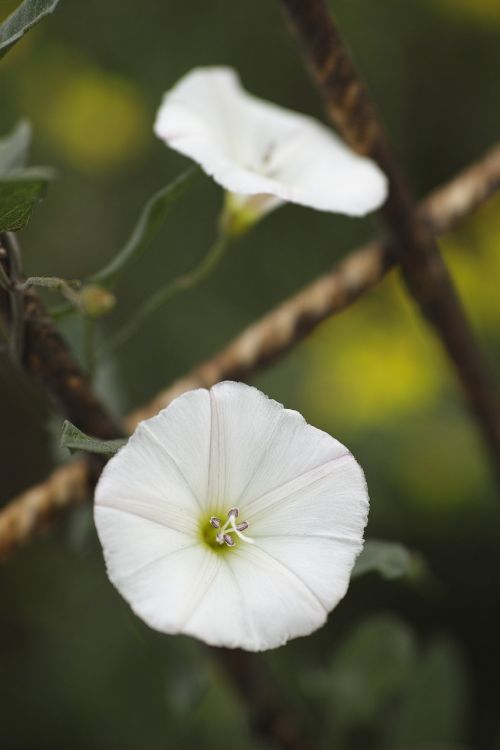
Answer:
(1, 0, 500, 748)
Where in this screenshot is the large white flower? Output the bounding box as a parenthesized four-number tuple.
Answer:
(94, 381, 368, 651)
(154, 67, 388, 228)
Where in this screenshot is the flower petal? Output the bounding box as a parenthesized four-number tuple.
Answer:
(205, 381, 288, 514)
(135, 387, 212, 510)
(94, 382, 369, 650)
(95, 506, 195, 584)
(247, 453, 366, 531)
(179, 545, 330, 651)
(96, 504, 221, 633)
(154, 66, 387, 217)
(249, 457, 368, 618)
(226, 544, 328, 650)
(95, 422, 204, 535)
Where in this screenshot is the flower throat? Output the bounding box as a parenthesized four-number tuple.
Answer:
(203, 507, 254, 550)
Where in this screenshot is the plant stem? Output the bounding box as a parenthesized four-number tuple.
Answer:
(90, 167, 197, 289)
(84, 316, 96, 380)
(97, 230, 231, 362)
(280, 0, 500, 484)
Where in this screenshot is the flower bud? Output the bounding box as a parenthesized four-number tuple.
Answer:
(79, 284, 116, 317)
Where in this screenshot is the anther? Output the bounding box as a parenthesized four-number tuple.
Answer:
(210, 507, 253, 547)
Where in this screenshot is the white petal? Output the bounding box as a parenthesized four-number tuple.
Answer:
(136, 387, 212, 510)
(95, 506, 195, 586)
(231, 393, 351, 511)
(96, 505, 219, 633)
(95, 420, 204, 535)
(249, 456, 368, 618)
(183, 546, 328, 651)
(205, 381, 294, 514)
(94, 382, 369, 650)
(154, 66, 387, 217)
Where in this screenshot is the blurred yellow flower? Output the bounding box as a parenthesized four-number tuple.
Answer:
(302, 196, 500, 433)
(443, 196, 500, 329)
(302, 277, 443, 430)
(20, 51, 149, 173)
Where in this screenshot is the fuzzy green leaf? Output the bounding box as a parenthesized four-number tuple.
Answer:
(0, 121, 32, 173)
(60, 420, 126, 456)
(0, 168, 52, 231)
(0, 0, 61, 59)
(353, 539, 418, 580)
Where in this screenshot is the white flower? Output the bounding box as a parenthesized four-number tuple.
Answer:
(94, 381, 369, 651)
(154, 67, 388, 229)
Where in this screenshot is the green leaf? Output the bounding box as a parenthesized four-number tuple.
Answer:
(0, 167, 53, 231)
(0, 0, 61, 60)
(90, 167, 197, 287)
(0, 121, 32, 173)
(387, 638, 468, 747)
(352, 539, 419, 580)
(324, 615, 418, 734)
(60, 420, 126, 456)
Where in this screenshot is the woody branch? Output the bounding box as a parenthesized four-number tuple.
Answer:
(280, 0, 500, 480)
(1, 143, 499, 562)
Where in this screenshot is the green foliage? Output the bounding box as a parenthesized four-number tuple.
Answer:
(0, 122, 52, 231)
(60, 420, 126, 456)
(0, 168, 52, 231)
(0, 121, 31, 171)
(97, 222, 230, 359)
(326, 616, 417, 729)
(353, 540, 421, 580)
(0, 0, 60, 59)
(386, 639, 468, 748)
(90, 168, 197, 288)
(305, 615, 468, 748)
(1, 2, 499, 749)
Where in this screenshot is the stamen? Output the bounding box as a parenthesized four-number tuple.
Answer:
(210, 507, 253, 547)
(229, 515, 254, 545)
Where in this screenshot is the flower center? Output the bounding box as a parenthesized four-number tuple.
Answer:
(204, 507, 254, 550)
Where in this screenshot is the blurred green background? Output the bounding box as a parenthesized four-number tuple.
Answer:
(1, 0, 500, 748)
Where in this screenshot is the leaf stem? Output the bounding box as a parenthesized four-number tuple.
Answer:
(96, 229, 231, 362)
(0, 260, 10, 291)
(21, 275, 83, 308)
(47, 169, 197, 320)
(89, 167, 196, 289)
(84, 316, 97, 380)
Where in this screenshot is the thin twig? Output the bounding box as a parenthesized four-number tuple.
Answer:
(0, 202, 311, 750)
(97, 229, 231, 361)
(0, 236, 122, 439)
(2, 143, 498, 563)
(280, 0, 500, 481)
(215, 649, 313, 750)
(0, 461, 93, 553)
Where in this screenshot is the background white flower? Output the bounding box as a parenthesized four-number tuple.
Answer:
(94, 381, 369, 652)
(154, 66, 388, 224)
